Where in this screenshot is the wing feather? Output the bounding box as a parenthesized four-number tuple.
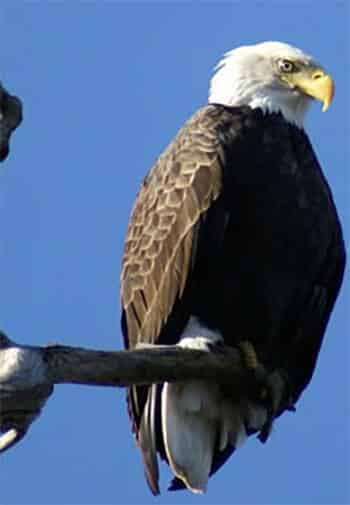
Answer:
(121, 106, 224, 350)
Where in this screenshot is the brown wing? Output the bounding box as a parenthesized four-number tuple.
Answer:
(120, 105, 227, 494)
(121, 105, 225, 351)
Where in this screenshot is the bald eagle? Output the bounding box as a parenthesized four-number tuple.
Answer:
(121, 41, 345, 494)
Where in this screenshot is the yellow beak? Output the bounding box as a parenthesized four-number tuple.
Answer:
(284, 67, 335, 111)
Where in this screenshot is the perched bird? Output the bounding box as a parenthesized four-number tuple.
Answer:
(120, 41, 345, 494)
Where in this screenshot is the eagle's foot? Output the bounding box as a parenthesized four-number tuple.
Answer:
(238, 340, 258, 370)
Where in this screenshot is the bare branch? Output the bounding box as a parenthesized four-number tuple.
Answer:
(0, 332, 53, 452)
(0, 332, 266, 452)
(45, 342, 257, 388)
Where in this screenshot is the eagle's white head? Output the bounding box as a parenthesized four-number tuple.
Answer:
(209, 41, 334, 127)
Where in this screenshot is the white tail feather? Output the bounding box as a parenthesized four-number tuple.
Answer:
(160, 319, 268, 493)
(161, 381, 217, 493)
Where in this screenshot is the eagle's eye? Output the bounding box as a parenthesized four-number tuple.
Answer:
(278, 59, 295, 73)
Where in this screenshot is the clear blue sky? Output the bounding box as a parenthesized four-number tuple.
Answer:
(0, 2, 348, 504)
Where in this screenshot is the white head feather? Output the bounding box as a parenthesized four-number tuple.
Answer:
(209, 41, 316, 127)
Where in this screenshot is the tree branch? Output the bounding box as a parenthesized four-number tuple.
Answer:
(0, 83, 22, 161)
(0, 331, 265, 454)
(45, 342, 252, 387)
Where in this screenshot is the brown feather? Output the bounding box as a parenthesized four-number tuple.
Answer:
(121, 105, 223, 350)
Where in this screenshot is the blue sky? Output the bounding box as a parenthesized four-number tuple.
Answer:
(0, 2, 348, 504)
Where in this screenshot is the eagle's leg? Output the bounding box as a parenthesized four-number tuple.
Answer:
(237, 341, 268, 400)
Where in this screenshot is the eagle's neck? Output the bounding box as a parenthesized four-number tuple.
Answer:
(208, 74, 310, 127)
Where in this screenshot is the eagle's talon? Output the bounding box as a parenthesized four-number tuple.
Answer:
(257, 369, 295, 443)
(258, 420, 273, 444)
(257, 387, 275, 443)
(257, 388, 275, 443)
